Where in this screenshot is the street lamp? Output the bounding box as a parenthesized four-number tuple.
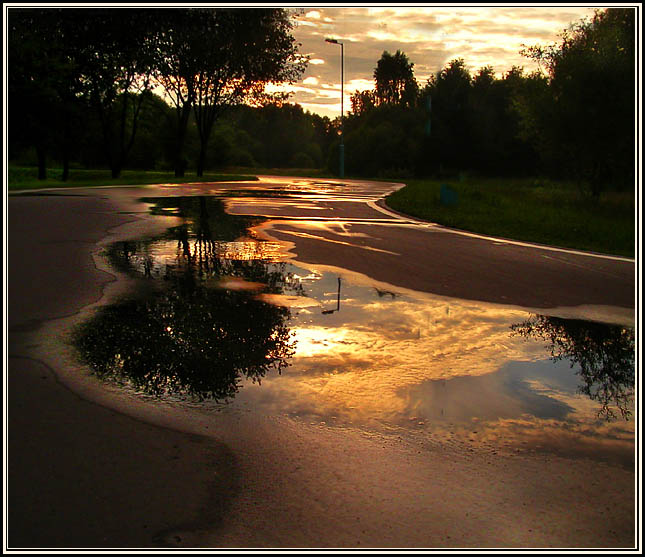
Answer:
(325, 38, 344, 179)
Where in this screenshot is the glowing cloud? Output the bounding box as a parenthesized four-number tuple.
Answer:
(288, 6, 598, 118)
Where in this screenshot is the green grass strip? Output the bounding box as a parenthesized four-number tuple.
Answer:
(385, 178, 635, 258)
(7, 166, 259, 191)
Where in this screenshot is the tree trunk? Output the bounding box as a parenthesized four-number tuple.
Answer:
(36, 144, 47, 180)
(196, 146, 206, 177)
(175, 159, 186, 178)
(62, 157, 70, 182)
(174, 104, 192, 177)
(62, 123, 70, 181)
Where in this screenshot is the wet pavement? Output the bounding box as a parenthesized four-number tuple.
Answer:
(8, 176, 637, 548)
(68, 187, 635, 467)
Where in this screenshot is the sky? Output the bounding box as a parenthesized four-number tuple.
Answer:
(280, 5, 601, 119)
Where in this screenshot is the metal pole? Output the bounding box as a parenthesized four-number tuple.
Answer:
(339, 42, 344, 179)
(325, 38, 344, 179)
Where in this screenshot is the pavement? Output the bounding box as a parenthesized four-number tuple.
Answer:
(5, 178, 637, 550)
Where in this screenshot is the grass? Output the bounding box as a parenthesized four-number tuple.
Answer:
(385, 177, 636, 258)
(7, 166, 259, 191)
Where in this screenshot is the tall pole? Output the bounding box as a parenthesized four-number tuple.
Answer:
(339, 41, 344, 179)
(326, 38, 344, 178)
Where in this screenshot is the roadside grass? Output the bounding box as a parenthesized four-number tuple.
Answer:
(7, 166, 258, 191)
(385, 178, 636, 258)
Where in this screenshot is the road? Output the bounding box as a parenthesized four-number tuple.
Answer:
(6, 177, 637, 550)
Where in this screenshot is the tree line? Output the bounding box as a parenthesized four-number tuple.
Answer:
(341, 8, 634, 195)
(9, 8, 634, 195)
(8, 7, 308, 179)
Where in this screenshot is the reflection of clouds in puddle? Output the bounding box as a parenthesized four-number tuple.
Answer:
(256, 293, 321, 308)
(101, 195, 635, 463)
(235, 275, 634, 463)
(239, 292, 548, 425)
(288, 220, 374, 238)
(216, 276, 267, 291)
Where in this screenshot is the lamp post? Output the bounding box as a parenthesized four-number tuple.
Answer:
(325, 38, 344, 179)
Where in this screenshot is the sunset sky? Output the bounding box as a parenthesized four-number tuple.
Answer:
(284, 5, 600, 119)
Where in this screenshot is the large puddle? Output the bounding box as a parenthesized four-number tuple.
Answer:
(72, 196, 635, 465)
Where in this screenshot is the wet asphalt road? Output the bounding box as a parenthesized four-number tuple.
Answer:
(225, 176, 635, 315)
(6, 176, 637, 549)
(64, 175, 634, 316)
(8, 175, 635, 336)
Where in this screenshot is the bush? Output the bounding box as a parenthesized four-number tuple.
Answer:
(290, 152, 315, 168)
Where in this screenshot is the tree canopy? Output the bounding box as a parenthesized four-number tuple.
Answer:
(8, 7, 306, 179)
(373, 50, 419, 107)
(8, 7, 635, 192)
(339, 8, 634, 187)
(520, 8, 635, 194)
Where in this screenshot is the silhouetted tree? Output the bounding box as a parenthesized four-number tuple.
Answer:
(61, 9, 161, 178)
(424, 59, 474, 172)
(350, 89, 377, 116)
(467, 65, 540, 175)
(152, 9, 202, 177)
(373, 50, 419, 107)
(8, 8, 84, 180)
(521, 8, 635, 194)
(187, 9, 307, 176)
(126, 93, 175, 170)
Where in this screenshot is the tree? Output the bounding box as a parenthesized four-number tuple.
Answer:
(466, 66, 540, 176)
(63, 9, 161, 178)
(126, 93, 175, 170)
(373, 50, 419, 107)
(424, 59, 474, 172)
(152, 9, 202, 176)
(8, 8, 83, 180)
(184, 8, 307, 176)
(339, 103, 424, 177)
(468, 66, 498, 171)
(350, 89, 377, 116)
(521, 8, 635, 194)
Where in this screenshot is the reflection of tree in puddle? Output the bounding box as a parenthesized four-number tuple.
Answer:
(73, 196, 298, 401)
(110, 196, 295, 289)
(511, 315, 634, 420)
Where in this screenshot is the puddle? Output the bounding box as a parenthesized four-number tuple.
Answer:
(72, 195, 635, 465)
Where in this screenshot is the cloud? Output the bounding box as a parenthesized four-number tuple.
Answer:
(288, 5, 597, 118)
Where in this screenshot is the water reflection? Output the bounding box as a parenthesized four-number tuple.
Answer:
(73, 194, 635, 462)
(511, 315, 635, 420)
(110, 196, 289, 282)
(73, 196, 297, 401)
(73, 275, 294, 400)
(230, 273, 634, 464)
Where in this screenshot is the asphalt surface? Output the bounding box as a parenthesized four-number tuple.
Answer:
(225, 176, 635, 316)
(6, 177, 637, 550)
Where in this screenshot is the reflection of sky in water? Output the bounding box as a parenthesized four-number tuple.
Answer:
(226, 265, 635, 463)
(96, 196, 635, 464)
